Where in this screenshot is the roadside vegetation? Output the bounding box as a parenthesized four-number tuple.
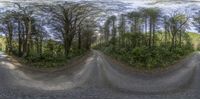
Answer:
(1, 2, 200, 70)
(0, 2, 101, 68)
(0, 36, 6, 51)
(188, 32, 200, 50)
(94, 8, 200, 70)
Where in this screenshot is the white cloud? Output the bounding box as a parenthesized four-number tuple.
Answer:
(0, 0, 199, 16)
(0, 0, 199, 8)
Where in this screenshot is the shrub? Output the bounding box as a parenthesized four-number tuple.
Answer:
(94, 33, 194, 70)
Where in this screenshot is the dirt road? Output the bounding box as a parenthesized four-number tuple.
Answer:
(0, 51, 199, 99)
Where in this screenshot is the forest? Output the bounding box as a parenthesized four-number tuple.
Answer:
(0, 2, 102, 68)
(1, 1, 200, 99)
(0, 1, 200, 69)
(95, 8, 200, 69)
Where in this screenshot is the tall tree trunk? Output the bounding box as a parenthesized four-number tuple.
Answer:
(179, 30, 182, 47)
(18, 21, 22, 56)
(23, 19, 32, 57)
(112, 19, 116, 46)
(21, 23, 25, 55)
(149, 18, 152, 47)
(145, 18, 148, 46)
(23, 21, 28, 57)
(164, 24, 167, 46)
(171, 34, 175, 50)
(36, 37, 40, 54)
(7, 22, 13, 54)
(134, 19, 137, 33)
(64, 40, 68, 58)
(78, 27, 81, 50)
(39, 36, 43, 57)
(152, 22, 155, 46)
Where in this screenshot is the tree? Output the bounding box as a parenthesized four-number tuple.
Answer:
(13, 3, 36, 57)
(103, 17, 111, 42)
(41, 2, 101, 57)
(110, 15, 117, 45)
(118, 14, 126, 45)
(127, 11, 142, 33)
(193, 11, 200, 33)
(165, 12, 189, 48)
(0, 11, 14, 54)
(145, 8, 161, 47)
(0, 3, 48, 57)
(140, 8, 149, 46)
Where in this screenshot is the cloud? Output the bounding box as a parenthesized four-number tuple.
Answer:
(0, 0, 199, 10)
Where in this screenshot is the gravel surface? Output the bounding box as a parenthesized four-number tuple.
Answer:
(0, 51, 200, 99)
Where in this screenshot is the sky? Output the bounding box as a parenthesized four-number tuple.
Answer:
(0, 0, 199, 15)
(0, 0, 199, 13)
(0, 0, 199, 32)
(0, 0, 200, 7)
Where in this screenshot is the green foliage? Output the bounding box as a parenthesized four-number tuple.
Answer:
(24, 53, 65, 68)
(23, 48, 86, 68)
(94, 32, 194, 70)
(188, 32, 200, 50)
(0, 36, 6, 51)
(0, 3, 95, 69)
(12, 39, 88, 68)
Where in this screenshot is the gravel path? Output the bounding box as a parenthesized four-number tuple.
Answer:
(0, 51, 200, 99)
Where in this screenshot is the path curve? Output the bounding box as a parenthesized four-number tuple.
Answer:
(0, 51, 200, 99)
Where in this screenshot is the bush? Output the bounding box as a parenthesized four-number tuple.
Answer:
(94, 32, 195, 70)
(23, 48, 86, 68)
(96, 43, 193, 70)
(104, 44, 115, 54)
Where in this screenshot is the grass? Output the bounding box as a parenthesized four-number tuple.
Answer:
(0, 36, 6, 51)
(188, 32, 200, 50)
